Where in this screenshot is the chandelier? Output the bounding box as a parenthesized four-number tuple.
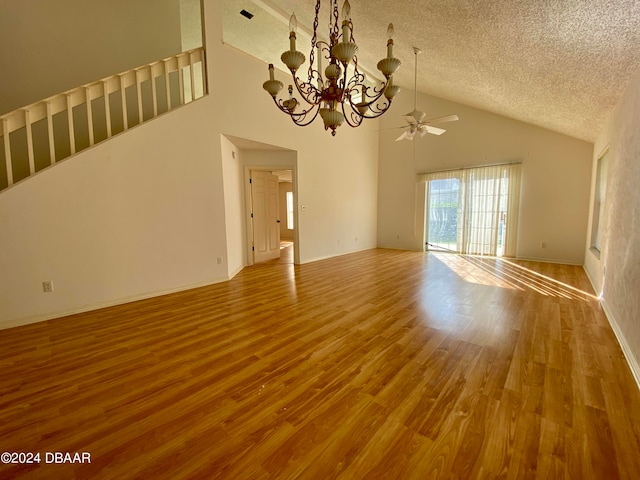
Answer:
(262, 0, 401, 136)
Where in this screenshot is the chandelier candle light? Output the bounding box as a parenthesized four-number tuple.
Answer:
(262, 0, 401, 136)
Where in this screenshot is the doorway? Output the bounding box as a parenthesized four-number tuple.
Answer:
(246, 167, 296, 265)
(426, 176, 460, 252)
(250, 170, 281, 263)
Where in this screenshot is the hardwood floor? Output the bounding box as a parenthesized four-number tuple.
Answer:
(1, 249, 639, 479)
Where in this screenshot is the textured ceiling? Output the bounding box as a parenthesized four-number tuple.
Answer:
(222, 0, 640, 142)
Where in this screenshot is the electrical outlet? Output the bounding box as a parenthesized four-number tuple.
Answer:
(42, 281, 54, 293)
(216, 257, 223, 264)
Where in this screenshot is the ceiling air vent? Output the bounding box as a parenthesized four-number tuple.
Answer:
(240, 9, 254, 19)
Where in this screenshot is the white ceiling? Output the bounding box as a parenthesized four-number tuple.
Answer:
(221, 0, 640, 142)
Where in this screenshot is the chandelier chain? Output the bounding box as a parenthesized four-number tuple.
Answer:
(332, 0, 339, 40)
(308, 0, 321, 81)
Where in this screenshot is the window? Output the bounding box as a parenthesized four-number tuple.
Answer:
(286, 191, 294, 229)
(591, 150, 608, 253)
(421, 163, 522, 257)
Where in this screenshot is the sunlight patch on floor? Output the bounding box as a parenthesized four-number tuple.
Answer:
(433, 253, 596, 301)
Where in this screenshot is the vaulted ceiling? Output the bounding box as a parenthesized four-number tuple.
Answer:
(221, 0, 640, 142)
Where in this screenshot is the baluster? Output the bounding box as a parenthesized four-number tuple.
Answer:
(103, 80, 112, 138)
(151, 65, 158, 117)
(24, 109, 35, 175)
(2, 118, 13, 186)
(135, 69, 143, 123)
(120, 75, 128, 131)
(164, 60, 172, 111)
(201, 53, 207, 96)
(66, 93, 76, 155)
(46, 101, 56, 164)
(85, 87, 94, 146)
(189, 54, 196, 103)
(178, 66, 185, 106)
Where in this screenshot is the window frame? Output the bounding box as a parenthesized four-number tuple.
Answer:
(590, 148, 609, 256)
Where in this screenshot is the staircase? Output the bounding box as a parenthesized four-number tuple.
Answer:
(0, 47, 207, 192)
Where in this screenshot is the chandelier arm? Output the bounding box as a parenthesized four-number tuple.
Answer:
(345, 82, 394, 119)
(358, 101, 393, 119)
(342, 104, 364, 128)
(290, 75, 322, 106)
(345, 78, 387, 107)
(344, 67, 366, 93)
(359, 97, 394, 118)
(271, 96, 321, 126)
(362, 81, 386, 99)
(289, 103, 322, 127)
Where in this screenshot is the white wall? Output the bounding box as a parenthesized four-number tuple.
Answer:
(585, 65, 640, 383)
(179, 0, 203, 51)
(208, 44, 380, 265)
(377, 90, 593, 264)
(0, 0, 182, 114)
(0, 100, 228, 328)
(220, 135, 246, 277)
(0, 0, 380, 327)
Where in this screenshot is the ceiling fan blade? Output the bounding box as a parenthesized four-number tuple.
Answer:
(426, 114, 459, 124)
(425, 125, 446, 135)
(378, 125, 416, 131)
(395, 131, 409, 141)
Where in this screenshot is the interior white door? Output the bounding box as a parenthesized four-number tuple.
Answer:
(251, 170, 281, 263)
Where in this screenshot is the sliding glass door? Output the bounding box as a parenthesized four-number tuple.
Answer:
(423, 163, 521, 257)
(427, 177, 460, 252)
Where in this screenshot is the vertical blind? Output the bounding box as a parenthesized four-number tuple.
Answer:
(419, 163, 522, 257)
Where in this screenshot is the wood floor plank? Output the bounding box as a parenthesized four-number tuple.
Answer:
(1, 249, 639, 479)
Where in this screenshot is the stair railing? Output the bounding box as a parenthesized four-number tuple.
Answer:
(0, 47, 207, 192)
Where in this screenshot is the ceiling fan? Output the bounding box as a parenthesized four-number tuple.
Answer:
(394, 47, 459, 141)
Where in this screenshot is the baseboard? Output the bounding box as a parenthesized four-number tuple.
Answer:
(0, 277, 229, 331)
(301, 245, 377, 264)
(380, 245, 424, 252)
(514, 255, 583, 266)
(600, 297, 640, 391)
(228, 264, 244, 279)
(582, 264, 601, 297)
